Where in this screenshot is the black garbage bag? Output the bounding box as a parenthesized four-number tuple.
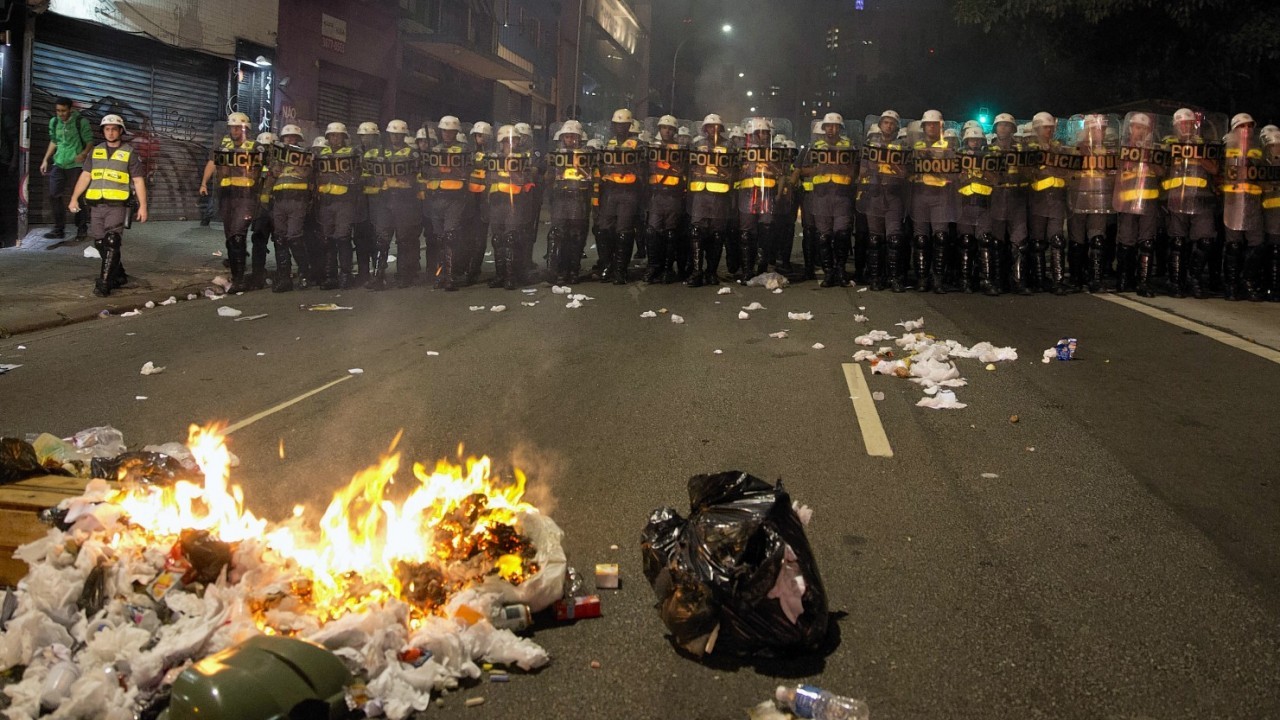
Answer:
(641, 471, 829, 658)
(177, 529, 232, 585)
(90, 451, 192, 486)
(0, 438, 44, 485)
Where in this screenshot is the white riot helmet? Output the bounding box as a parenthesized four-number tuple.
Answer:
(497, 124, 518, 143)
(657, 115, 679, 128)
(356, 121, 380, 136)
(701, 113, 724, 129)
(226, 112, 251, 128)
(586, 138, 604, 149)
(385, 119, 410, 134)
(515, 122, 533, 137)
(629, 119, 641, 134)
(729, 125, 745, 139)
(1173, 108, 1196, 124)
(1032, 112, 1056, 129)
(560, 119, 584, 136)
(880, 109, 901, 122)
(677, 126, 691, 136)
(993, 112, 1016, 126)
(438, 115, 462, 131)
(1230, 113, 1255, 131)
(611, 108, 634, 123)
(415, 127, 431, 141)
(963, 119, 980, 131)
(746, 117, 773, 134)
(1261, 129, 1280, 146)
(99, 114, 126, 131)
(256, 132, 277, 145)
(963, 126, 985, 141)
(311, 136, 329, 148)
(471, 121, 492, 136)
(821, 112, 844, 127)
(921, 109, 944, 123)
(325, 122, 348, 137)
(280, 124, 304, 141)
(1129, 113, 1152, 128)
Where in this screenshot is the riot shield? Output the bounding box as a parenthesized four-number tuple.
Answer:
(856, 113, 911, 215)
(1065, 113, 1119, 214)
(1222, 127, 1266, 232)
(907, 120, 961, 223)
(1113, 112, 1171, 215)
(736, 118, 788, 215)
(1163, 110, 1225, 216)
(803, 117, 858, 192)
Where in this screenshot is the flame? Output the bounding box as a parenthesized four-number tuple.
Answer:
(107, 423, 541, 628)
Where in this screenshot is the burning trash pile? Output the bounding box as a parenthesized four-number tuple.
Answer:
(0, 424, 566, 720)
(850, 317, 1018, 409)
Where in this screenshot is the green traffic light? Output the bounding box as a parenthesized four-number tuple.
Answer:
(978, 115, 989, 124)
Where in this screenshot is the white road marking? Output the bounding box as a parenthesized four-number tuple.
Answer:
(841, 363, 894, 458)
(1094, 294, 1280, 365)
(224, 374, 355, 435)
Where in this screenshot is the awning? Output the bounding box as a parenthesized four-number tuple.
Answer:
(405, 39, 531, 83)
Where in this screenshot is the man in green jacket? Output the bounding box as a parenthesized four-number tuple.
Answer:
(39, 97, 93, 240)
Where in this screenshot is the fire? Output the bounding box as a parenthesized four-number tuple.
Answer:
(106, 424, 541, 628)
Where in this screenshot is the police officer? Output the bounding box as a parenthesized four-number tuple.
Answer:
(956, 125, 997, 294)
(545, 120, 594, 283)
(910, 109, 959, 293)
(423, 116, 470, 291)
(352, 121, 382, 284)
(1026, 112, 1069, 294)
(858, 110, 909, 291)
(488, 124, 536, 289)
(644, 115, 688, 283)
(68, 114, 148, 297)
(465, 121, 494, 286)
(201, 112, 263, 293)
(263, 124, 314, 292)
(1161, 108, 1219, 298)
(1067, 114, 1117, 293)
(1221, 112, 1266, 301)
(314, 122, 361, 289)
(734, 117, 785, 283)
(1113, 113, 1165, 296)
(802, 112, 856, 287)
(988, 113, 1030, 294)
(249, 131, 277, 290)
(596, 109, 644, 284)
(364, 119, 421, 290)
(686, 114, 736, 286)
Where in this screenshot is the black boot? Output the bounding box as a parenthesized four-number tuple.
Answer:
(1010, 241, 1031, 295)
(441, 239, 458, 292)
(93, 236, 120, 297)
(272, 259, 294, 292)
(960, 234, 977, 294)
(867, 234, 885, 291)
(737, 228, 757, 284)
(367, 246, 389, 291)
(643, 227, 664, 284)
(1223, 239, 1242, 300)
(1114, 244, 1135, 293)
(1187, 239, 1209, 299)
(800, 225, 817, 280)
(592, 229, 615, 282)
(1032, 238, 1049, 292)
(911, 234, 929, 291)
(833, 230, 852, 287)
(246, 248, 267, 290)
(545, 226, 564, 284)
(1087, 235, 1105, 293)
(663, 229, 682, 283)
(613, 230, 635, 285)
(1050, 236, 1068, 296)
(887, 234, 907, 293)
(488, 233, 507, 288)
(1068, 241, 1088, 293)
(818, 232, 838, 288)
(978, 235, 999, 296)
(503, 232, 519, 290)
(1136, 240, 1156, 297)
(705, 232, 723, 285)
(930, 232, 949, 294)
(776, 222, 795, 273)
(1242, 244, 1264, 301)
(1167, 237, 1187, 298)
(226, 235, 250, 293)
(757, 223, 775, 275)
(685, 226, 705, 287)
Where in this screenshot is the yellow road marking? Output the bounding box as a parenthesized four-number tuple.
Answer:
(224, 374, 354, 435)
(841, 363, 894, 458)
(1094, 294, 1280, 365)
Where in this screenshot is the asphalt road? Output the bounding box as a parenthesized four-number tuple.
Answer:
(2, 263, 1278, 720)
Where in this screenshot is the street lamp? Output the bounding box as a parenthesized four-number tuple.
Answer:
(670, 22, 733, 114)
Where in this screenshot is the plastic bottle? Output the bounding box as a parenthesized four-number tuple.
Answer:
(775, 685, 869, 720)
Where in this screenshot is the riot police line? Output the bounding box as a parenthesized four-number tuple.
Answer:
(197, 106, 1280, 303)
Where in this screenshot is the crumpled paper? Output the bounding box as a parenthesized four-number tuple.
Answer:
(671, 315, 685, 324)
(640, 311, 657, 318)
(716, 287, 732, 295)
(787, 312, 813, 321)
(83, 246, 101, 259)
(896, 317, 925, 331)
(742, 302, 766, 311)
(551, 285, 573, 295)
(746, 272, 789, 290)
(855, 330, 893, 346)
(916, 389, 966, 410)
(139, 362, 165, 376)
(216, 306, 242, 318)
(738, 311, 750, 320)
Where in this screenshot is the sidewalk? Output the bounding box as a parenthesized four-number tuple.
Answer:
(0, 222, 228, 337)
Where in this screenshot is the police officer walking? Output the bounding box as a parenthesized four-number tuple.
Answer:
(200, 112, 263, 293)
(68, 114, 148, 297)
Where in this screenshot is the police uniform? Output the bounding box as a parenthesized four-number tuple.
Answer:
(686, 128, 736, 286)
(315, 137, 361, 288)
(806, 132, 857, 287)
(364, 137, 421, 289)
(988, 133, 1030, 293)
(487, 133, 536, 289)
(81, 136, 144, 296)
(1027, 134, 1070, 294)
(546, 135, 594, 284)
(466, 134, 493, 284)
(645, 132, 688, 283)
(857, 121, 909, 291)
(597, 135, 644, 283)
(209, 135, 263, 292)
(427, 134, 471, 290)
(1221, 131, 1265, 300)
(265, 138, 315, 291)
(956, 138, 997, 294)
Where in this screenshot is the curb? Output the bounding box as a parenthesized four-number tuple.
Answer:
(0, 281, 212, 338)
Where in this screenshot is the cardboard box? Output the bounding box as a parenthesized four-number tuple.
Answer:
(0, 475, 96, 585)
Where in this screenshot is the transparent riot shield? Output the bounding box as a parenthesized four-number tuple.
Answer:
(957, 138, 1000, 211)
(1112, 112, 1171, 215)
(1163, 110, 1225, 216)
(804, 117, 858, 192)
(906, 119, 961, 223)
(1222, 126, 1264, 232)
(1065, 113, 1119, 214)
(856, 113, 911, 216)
